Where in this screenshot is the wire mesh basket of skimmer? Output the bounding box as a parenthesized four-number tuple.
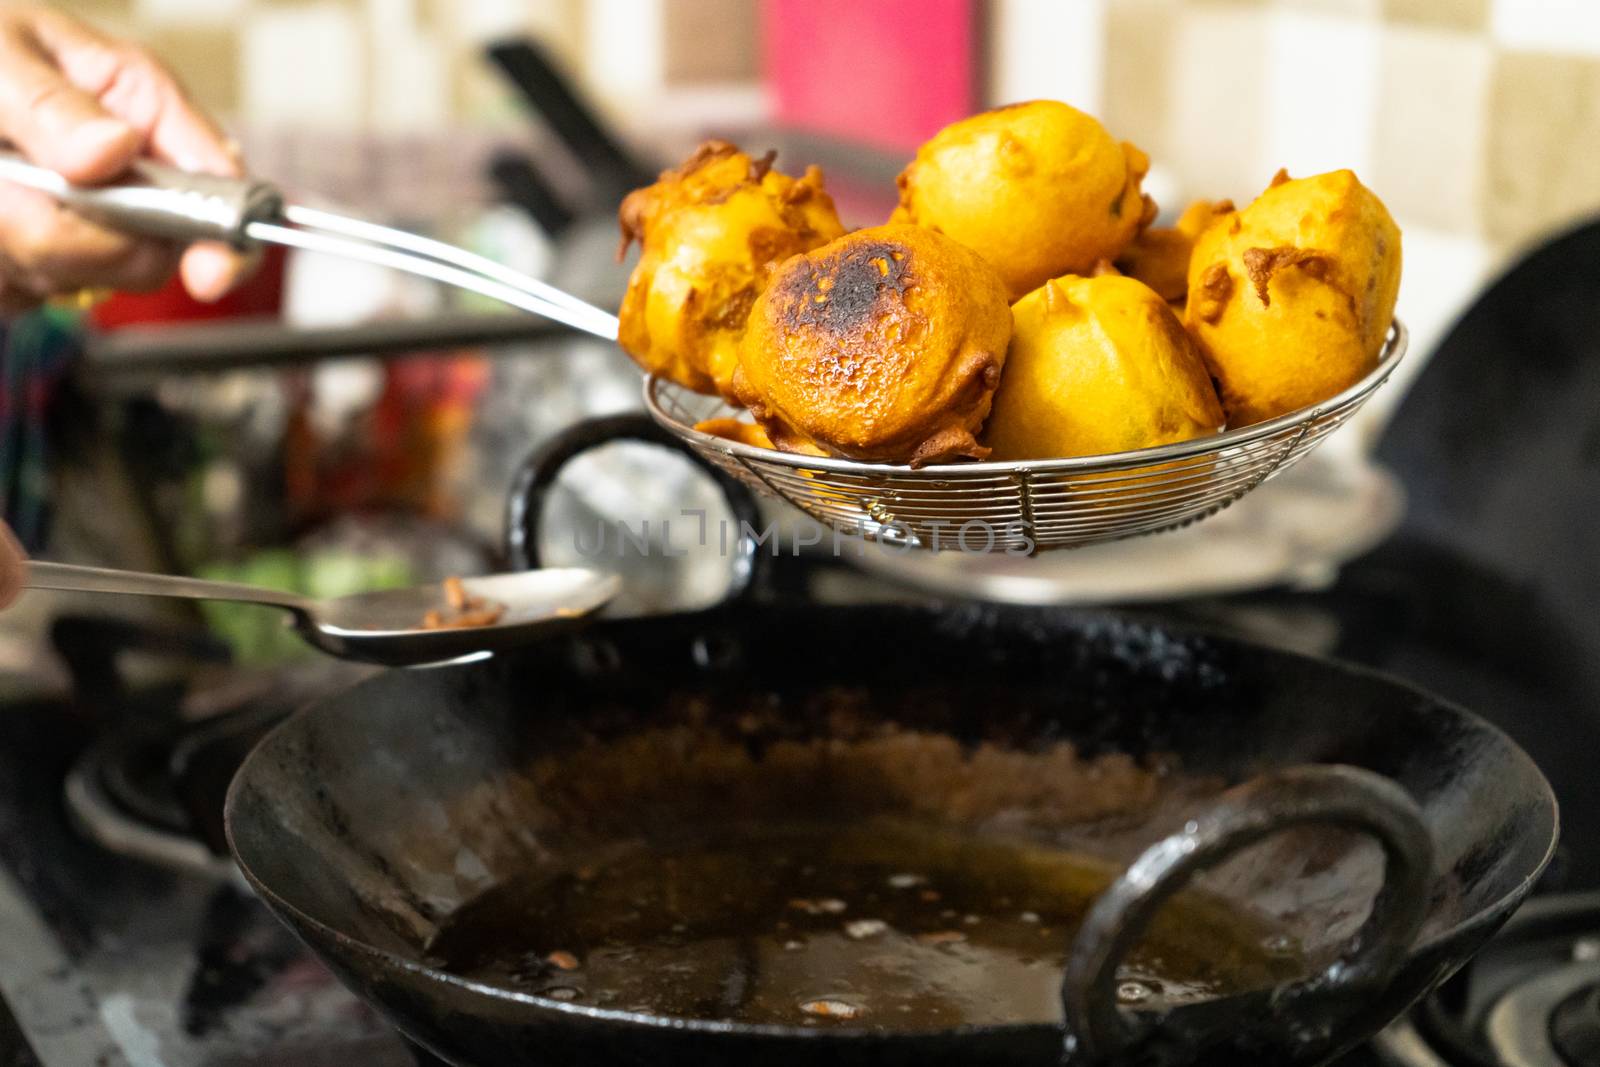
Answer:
(646, 322, 1407, 554)
(0, 153, 1404, 555)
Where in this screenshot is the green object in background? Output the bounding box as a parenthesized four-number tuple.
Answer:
(197, 549, 414, 665)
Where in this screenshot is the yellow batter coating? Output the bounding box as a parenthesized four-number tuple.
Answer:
(890, 101, 1153, 300)
(693, 416, 776, 450)
(1185, 170, 1401, 426)
(731, 224, 1012, 467)
(617, 140, 846, 397)
(1116, 198, 1236, 303)
(984, 274, 1223, 460)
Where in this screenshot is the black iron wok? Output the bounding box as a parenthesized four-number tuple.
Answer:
(225, 415, 1557, 1067)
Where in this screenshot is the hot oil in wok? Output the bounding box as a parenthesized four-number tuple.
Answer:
(427, 818, 1302, 1029)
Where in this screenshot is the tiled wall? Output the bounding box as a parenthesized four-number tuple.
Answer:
(73, 0, 753, 130)
(85, 0, 1600, 249)
(81, 0, 1600, 238)
(75, 0, 1600, 424)
(72, 0, 762, 222)
(990, 0, 1600, 429)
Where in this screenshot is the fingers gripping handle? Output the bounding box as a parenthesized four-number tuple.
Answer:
(0, 148, 282, 245)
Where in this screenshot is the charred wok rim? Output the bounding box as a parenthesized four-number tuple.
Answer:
(646, 321, 1407, 475)
(223, 600, 1557, 1043)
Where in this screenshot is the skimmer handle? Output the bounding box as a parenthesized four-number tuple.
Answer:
(0, 149, 283, 245)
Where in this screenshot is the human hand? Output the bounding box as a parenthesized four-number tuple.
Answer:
(0, 6, 253, 311)
(0, 522, 23, 609)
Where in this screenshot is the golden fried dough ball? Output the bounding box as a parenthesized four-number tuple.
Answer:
(694, 416, 830, 456)
(693, 416, 775, 450)
(890, 101, 1153, 299)
(1116, 198, 1236, 303)
(1114, 229, 1190, 304)
(617, 141, 846, 396)
(984, 274, 1223, 460)
(731, 224, 1012, 466)
(1185, 170, 1401, 426)
(1175, 198, 1238, 242)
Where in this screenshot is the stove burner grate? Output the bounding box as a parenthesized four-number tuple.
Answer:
(1379, 892, 1600, 1067)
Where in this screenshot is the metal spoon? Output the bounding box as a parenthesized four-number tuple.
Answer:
(25, 561, 620, 666)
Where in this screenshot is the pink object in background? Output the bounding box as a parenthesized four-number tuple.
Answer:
(762, 0, 978, 153)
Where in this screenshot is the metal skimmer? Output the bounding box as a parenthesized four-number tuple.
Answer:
(0, 151, 622, 341)
(647, 323, 1406, 554)
(0, 150, 1403, 555)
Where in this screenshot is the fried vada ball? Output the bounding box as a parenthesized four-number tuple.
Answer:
(890, 100, 1153, 299)
(1116, 198, 1236, 303)
(984, 274, 1223, 460)
(731, 224, 1012, 466)
(694, 416, 830, 456)
(1185, 170, 1401, 427)
(693, 416, 776, 450)
(617, 140, 846, 396)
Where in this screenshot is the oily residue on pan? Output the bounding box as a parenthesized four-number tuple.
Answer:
(515, 697, 1226, 849)
(426, 816, 1301, 1028)
(777, 240, 914, 339)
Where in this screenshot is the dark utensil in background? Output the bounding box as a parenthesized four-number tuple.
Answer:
(486, 37, 658, 207)
(487, 150, 576, 239)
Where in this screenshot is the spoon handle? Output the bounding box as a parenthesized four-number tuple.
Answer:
(26, 561, 312, 615)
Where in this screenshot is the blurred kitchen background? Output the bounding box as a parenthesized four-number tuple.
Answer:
(6, 0, 1600, 680)
(72, 0, 1600, 380)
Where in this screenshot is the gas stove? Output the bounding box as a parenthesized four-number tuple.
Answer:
(0, 553, 1590, 1067)
(0, 652, 428, 1067)
(1373, 893, 1600, 1067)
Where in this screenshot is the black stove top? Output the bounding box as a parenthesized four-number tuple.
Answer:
(0, 688, 424, 1067)
(0, 547, 1591, 1067)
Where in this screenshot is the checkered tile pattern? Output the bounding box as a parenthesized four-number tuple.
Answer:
(78, 0, 1600, 244)
(992, 0, 1600, 429)
(73, 0, 1600, 432)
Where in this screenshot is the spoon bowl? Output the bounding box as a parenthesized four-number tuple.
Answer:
(302, 570, 620, 665)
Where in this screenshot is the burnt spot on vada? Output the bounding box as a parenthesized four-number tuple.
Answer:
(732, 224, 1012, 466)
